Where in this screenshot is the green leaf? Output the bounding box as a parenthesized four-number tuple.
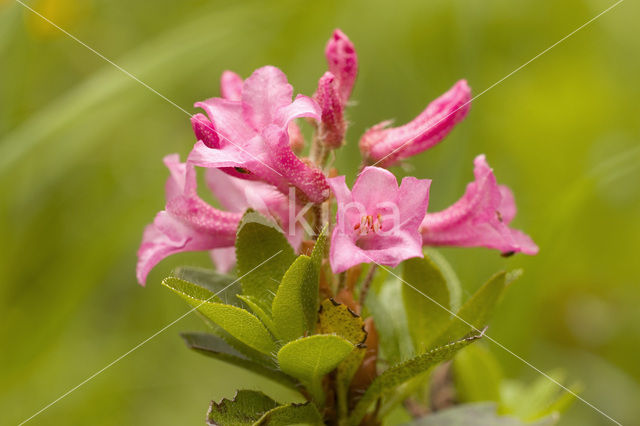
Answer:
(349, 331, 484, 426)
(402, 256, 451, 353)
(195, 312, 275, 367)
(272, 255, 314, 342)
(174, 266, 239, 305)
(237, 295, 277, 335)
(163, 277, 276, 356)
(500, 371, 578, 422)
(317, 299, 367, 418)
(403, 402, 558, 425)
(236, 211, 297, 306)
(452, 344, 503, 403)
(271, 228, 326, 342)
(181, 332, 298, 392)
(277, 334, 354, 404)
(430, 270, 521, 350)
(207, 390, 279, 426)
(424, 248, 462, 312)
(366, 279, 414, 364)
(254, 402, 323, 425)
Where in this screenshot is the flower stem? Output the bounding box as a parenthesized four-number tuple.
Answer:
(358, 264, 378, 310)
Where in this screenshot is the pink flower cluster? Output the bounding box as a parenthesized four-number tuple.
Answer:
(137, 29, 537, 285)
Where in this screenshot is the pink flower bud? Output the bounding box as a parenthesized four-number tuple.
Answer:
(325, 29, 358, 104)
(316, 72, 346, 148)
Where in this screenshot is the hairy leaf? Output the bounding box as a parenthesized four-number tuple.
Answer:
(181, 333, 298, 391)
(237, 294, 277, 336)
(207, 390, 278, 426)
(402, 256, 451, 353)
(272, 255, 314, 342)
(277, 334, 353, 403)
(236, 210, 296, 306)
(349, 331, 484, 425)
(271, 228, 326, 342)
(317, 299, 367, 418)
(254, 402, 323, 425)
(174, 266, 239, 305)
(163, 277, 276, 356)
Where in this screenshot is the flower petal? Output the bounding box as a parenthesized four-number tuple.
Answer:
(220, 70, 243, 101)
(329, 229, 371, 274)
(397, 176, 431, 228)
(241, 66, 293, 130)
(360, 80, 471, 166)
(136, 211, 233, 285)
(351, 166, 399, 212)
(210, 247, 237, 273)
(275, 94, 321, 128)
(191, 113, 220, 149)
(420, 155, 537, 256)
(195, 97, 256, 144)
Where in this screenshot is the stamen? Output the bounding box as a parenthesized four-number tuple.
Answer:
(356, 214, 383, 235)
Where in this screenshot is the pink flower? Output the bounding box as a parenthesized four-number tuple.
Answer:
(137, 155, 301, 284)
(328, 167, 431, 273)
(359, 80, 472, 166)
(136, 155, 240, 285)
(325, 29, 358, 104)
(420, 155, 538, 256)
(188, 66, 330, 203)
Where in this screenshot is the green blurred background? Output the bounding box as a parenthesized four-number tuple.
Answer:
(1, 0, 638, 424)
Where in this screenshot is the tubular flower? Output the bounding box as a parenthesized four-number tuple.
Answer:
(136, 155, 240, 285)
(188, 66, 329, 203)
(420, 155, 538, 256)
(137, 155, 300, 284)
(359, 80, 471, 167)
(328, 166, 431, 273)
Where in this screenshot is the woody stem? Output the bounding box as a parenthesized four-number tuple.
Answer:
(358, 264, 378, 311)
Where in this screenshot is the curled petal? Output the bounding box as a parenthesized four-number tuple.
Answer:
(325, 29, 358, 104)
(191, 113, 219, 149)
(274, 94, 321, 128)
(220, 70, 243, 101)
(316, 72, 345, 148)
(420, 155, 538, 255)
(360, 80, 471, 166)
